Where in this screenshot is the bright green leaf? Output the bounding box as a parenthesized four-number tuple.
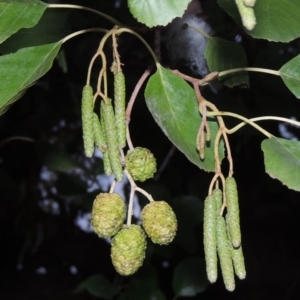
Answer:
(173, 257, 209, 297)
(0, 0, 47, 44)
(261, 137, 300, 191)
(35, 142, 79, 172)
(128, 0, 192, 27)
(217, 0, 300, 42)
(279, 54, 300, 99)
(205, 37, 249, 87)
(74, 274, 119, 299)
(0, 42, 62, 115)
(145, 65, 224, 172)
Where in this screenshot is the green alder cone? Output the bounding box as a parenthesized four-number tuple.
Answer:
(111, 225, 147, 276)
(225, 177, 241, 248)
(125, 147, 157, 182)
(81, 85, 94, 157)
(91, 193, 125, 238)
(217, 212, 235, 291)
(203, 191, 220, 283)
(141, 201, 177, 245)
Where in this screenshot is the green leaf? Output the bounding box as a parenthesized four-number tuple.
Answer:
(0, 42, 62, 115)
(261, 137, 300, 191)
(279, 54, 300, 99)
(173, 257, 209, 297)
(0, 9, 71, 54)
(118, 266, 166, 300)
(74, 274, 119, 299)
(145, 65, 224, 172)
(35, 142, 79, 172)
(172, 196, 203, 253)
(217, 0, 300, 42)
(0, 0, 47, 44)
(128, 0, 192, 27)
(205, 37, 249, 87)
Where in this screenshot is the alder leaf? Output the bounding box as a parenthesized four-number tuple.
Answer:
(261, 137, 300, 191)
(205, 37, 249, 87)
(279, 54, 300, 99)
(145, 65, 224, 172)
(128, 0, 192, 27)
(217, 0, 300, 42)
(0, 42, 62, 115)
(0, 0, 47, 43)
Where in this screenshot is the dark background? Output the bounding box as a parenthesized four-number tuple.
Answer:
(1, 0, 300, 299)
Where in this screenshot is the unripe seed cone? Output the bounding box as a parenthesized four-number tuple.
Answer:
(125, 147, 157, 182)
(111, 225, 146, 276)
(91, 193, 125, 238)
(142, 201, 177, 245)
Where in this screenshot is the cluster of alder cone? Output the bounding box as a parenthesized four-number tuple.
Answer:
(81, 71, 178, 275)
(91, 193, 177, 275)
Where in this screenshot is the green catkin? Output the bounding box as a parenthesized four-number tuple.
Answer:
(114, 71, 126, 148)
(100, 105, 112, 176)
(216, 194, 235, 292)
(203, 194, 218, 283)
(93, 113, 107, 153)
(226, 216, 246, 280)
(81, 85, 94, 157)
(225, 177, 241, 248)
(101, 99, 123, 182)
(103, 151, 112, 176)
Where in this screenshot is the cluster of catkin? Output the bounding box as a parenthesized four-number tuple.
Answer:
(81, 71, 126, 182)
(203, 177, 246, 291)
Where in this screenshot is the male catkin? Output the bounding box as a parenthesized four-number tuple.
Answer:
(114, 71, 126, 148)
(203, 193, 218, 283)
(93, 112, 107, 153)
(81, 85, 94, 157)
(100, 105, 112, 176)
(226, 216, 246, 280)
(216, 194, 235, 291)
(225, 177, 241, 248)
(101, 99, 123, 182)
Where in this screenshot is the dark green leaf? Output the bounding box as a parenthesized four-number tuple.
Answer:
(261, 137, 300, 191)
(205, 37, 249, 87)
(173, 257, 209, 296)
(128, 0, 191, 27)
(56, 174, 87, 199)
(217, 0, 300, 42)
(145, 65, 224, 172)
(0, 42, 62, 115)
(35, 142, 79, 172)
(0, 9, 71, 54)
(172, 196, 203, 253)
(279, 54, 300, 99)
(0, 0, 47, 44)
(118, 266, 166, 300)
(74, 274, 119, 299)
